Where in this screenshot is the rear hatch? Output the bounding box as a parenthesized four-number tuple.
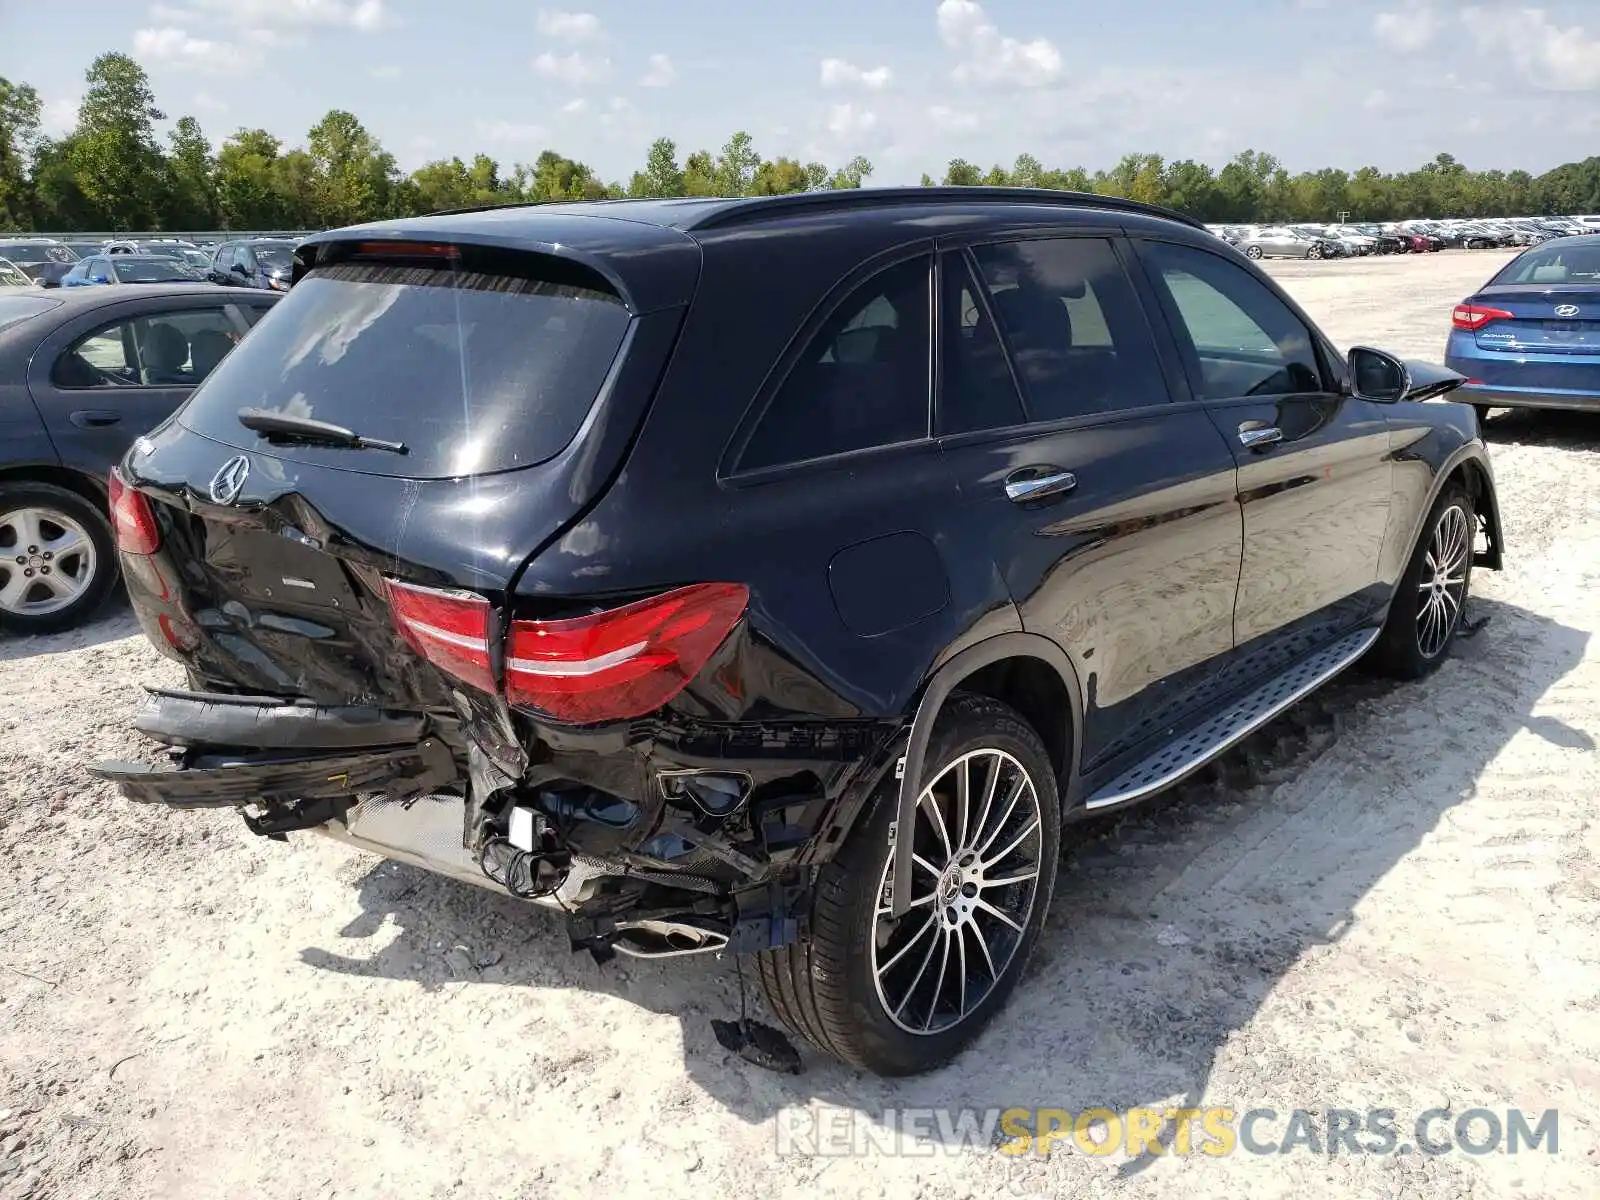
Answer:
(118, 224, 699, 713)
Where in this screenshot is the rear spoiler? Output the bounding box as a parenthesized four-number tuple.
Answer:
(291, 214, 701, 314)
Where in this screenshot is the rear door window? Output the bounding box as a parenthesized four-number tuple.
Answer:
(970, 237, 1170, 421)
(738, 254, 932, 470)
(53, 308, 241, 389)
(937, 252, 1026, 434)
(176, 255, 634, 478)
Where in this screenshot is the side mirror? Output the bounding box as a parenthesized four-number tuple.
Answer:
(90, 274, 110, 285)
(1347, 345, 1409, 403)
(231, 263, 251, 278)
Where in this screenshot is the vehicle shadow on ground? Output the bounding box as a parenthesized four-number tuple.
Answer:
(1481, 407, 1600, 449)
(300, 594, 1585, 1154)
(0, 600, 136, 662)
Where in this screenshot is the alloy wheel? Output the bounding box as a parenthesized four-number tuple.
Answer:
(0, 506, 98, 618)
(870, 748, 1045, 1036)
(1416, 504, 1470, 659)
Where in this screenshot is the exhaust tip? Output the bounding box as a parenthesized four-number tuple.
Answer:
(612, 918, 730, 959)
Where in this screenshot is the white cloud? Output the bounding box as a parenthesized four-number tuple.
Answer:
(1373, 3, 1441, 51)
(133, 26, 255, 72)
(41, 94, 81, 137)
(936, 0, 1061, 87)
(187, 0, 385, 30)
(192, 90, 229, 113)
(639, 52, 676, 87)
(1462, 7, 1600, 90)
(135, 25, 220, 59)
(927, 104, 979, 132)
(244, 26, 294, 46)
(368, 64, 401, 79)
(1363, 88, 1392, 110)
(536, 9, 602, 40)
(562, 97, 588, 114)
(820, 57, 892, 89)
(599, 96, 641, 138)
(826, 102, 878, 136)
(533, 50, 608, 84)
(476, 119, 546, 144)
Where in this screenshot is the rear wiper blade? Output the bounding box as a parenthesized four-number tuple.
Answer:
(237, 408, 408, 455)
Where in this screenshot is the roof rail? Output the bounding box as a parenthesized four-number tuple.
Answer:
(418, 197, 681, 218)
(683, 187, 1209, 233)
(420, 200, 545, 218)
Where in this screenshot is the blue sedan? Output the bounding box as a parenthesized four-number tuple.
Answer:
(1446, 234, 1600, 419)
(61, 254, 201, 287)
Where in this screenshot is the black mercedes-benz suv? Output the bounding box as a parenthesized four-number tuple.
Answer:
(95, 189, 1503, 1076)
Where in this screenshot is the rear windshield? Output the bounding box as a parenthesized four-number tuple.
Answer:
(0, 243, 77, 265)
(176, 258, 632, 478)
(1494, 242, 1600, 285)
(0, 295, 60, 330)
(118, 258, 193, 282)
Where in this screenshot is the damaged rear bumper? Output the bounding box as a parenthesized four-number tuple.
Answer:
(92, 688, 898, 958)
(91, 688, 460, 809)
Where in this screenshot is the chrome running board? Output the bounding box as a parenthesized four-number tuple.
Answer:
(1084, 626, 1381, 811)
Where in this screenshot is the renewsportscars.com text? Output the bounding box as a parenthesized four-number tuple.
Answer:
(775, 1105, 1560, 1159)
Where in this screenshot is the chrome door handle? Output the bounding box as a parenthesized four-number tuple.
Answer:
(1005, 470, 1077, 503)
(1238, 424, 1282, 450)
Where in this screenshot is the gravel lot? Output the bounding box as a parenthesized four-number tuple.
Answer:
(5, 249, 1599, 1199)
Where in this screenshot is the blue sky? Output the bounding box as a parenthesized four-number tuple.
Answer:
(5, 0, 1600, 184)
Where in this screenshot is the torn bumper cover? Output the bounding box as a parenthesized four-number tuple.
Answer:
(91, 688, 459, 809)
(90, 688, 889, 960)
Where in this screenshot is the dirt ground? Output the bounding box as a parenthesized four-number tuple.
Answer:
(4, 249, 1599, 1199)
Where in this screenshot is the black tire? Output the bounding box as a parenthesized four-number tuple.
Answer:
(756, 693, 1061, 1076)
(1245, 245, 1263, 260)
(0, 482, 118, 635)
(1366, 482, 1473, 680)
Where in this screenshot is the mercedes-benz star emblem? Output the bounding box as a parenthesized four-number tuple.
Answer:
(1554, 304, 1580, 318)
(208, 455, 251, 505)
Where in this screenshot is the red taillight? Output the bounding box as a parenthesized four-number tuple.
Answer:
(384, 578, 495, 692)
(1453, 303, 1515, 331)
(505, 583, 749, 725)
(107, 469, 160, 555)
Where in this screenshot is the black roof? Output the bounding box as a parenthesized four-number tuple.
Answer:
(301, 187, 1211, 315)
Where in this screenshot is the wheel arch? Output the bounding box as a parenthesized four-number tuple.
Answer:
(1454, 454, 1503, 571)
(887, 632, 1083, 917)
(1400, 443, 1503, 576)
(0, 462, 109, 509)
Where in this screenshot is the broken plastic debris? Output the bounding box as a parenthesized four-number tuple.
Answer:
(711, 1019, 803, 1075)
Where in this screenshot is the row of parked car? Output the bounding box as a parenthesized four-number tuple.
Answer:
(0, 235, 299, 292)
(1206, 215, 1600, 260)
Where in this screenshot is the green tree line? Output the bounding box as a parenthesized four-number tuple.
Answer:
(3, 52, 1599, 234)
